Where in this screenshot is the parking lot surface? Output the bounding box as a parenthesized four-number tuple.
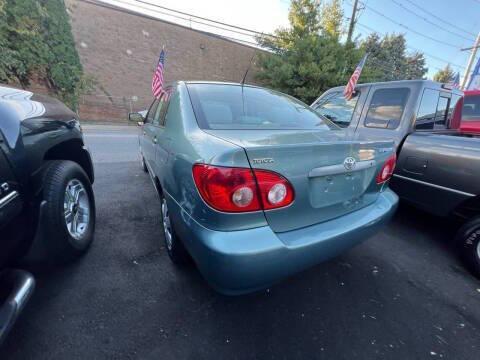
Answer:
(3, 125, 480, 359)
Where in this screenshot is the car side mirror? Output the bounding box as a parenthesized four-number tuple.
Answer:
(129, 112, 144, 125)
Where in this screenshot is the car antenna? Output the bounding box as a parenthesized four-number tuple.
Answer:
(241, 51, 256, 86)
(240, 37, 261, 115)
(241, 34, 261, 87)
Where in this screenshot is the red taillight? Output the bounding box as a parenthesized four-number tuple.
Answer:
(192, 164, 294, 212)
(254, 169, 294, 210)
(376, 153, 397, 184)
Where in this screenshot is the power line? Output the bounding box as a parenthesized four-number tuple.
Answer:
(132, 0, 465, 70)
(403, 0, 477, 38)
(107, 0, 268, 42)
(358, 1, 459, 49)
(96, 0, 464, 73)
(133, 0, 279, 40)
(388, 0, 475, 42)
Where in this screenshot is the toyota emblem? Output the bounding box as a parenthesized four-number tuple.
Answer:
(343, 157, 356, 171)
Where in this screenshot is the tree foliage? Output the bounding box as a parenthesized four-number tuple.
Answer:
(433, 64, 455, 83)
(360, 33, 427, 82)
(256, 0, 360, 104)
(0, 0, 85, 109)
(255, 0, 428, 103)
(320, 0, 344, 38)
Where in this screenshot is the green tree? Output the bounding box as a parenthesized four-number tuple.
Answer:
(0, 0, 48, 84)
(0, 0, 84, 109)
(360, 33, 427, 82)
(289, 0, 321, 37)
(433, 64, 455, 83)
(256, 0, 359, 103)
(320, 0, 344, 38)
(405, 52, 427, 80)
(41, 0, 84, 108)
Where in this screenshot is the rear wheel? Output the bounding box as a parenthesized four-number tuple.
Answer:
(456, 216, 480, 277)
(41, 160, 96, 263)
(159, 192, 189, 264)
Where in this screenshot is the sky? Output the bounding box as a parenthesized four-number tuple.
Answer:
(100, 0, 480, 81)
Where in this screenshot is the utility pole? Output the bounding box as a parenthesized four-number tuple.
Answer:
(461, 31, 480, 89)
(347, 0, 359, 44)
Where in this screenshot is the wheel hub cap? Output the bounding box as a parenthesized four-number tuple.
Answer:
(64, 179, 90, 240)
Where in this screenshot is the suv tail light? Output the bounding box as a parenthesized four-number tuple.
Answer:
(192, 164, 294, 213)
(376, 153, 397, 184)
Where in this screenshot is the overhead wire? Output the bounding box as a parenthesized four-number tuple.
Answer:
(94, 0, 466, 75)
(356, 1, 459, 49)
(388, 0, 475, 43)
(403, 0, 477, 38)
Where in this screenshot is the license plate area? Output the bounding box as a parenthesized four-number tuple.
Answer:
(309, 170, 372, 208)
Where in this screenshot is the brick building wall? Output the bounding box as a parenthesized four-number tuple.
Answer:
(66, 0, 264, 122)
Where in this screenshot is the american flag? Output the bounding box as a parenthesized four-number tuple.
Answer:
(344, 53, 368, 100)
(152, 49, 166, 99)
(451, 72, 460, 89)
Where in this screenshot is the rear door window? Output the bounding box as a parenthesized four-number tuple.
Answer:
(313, 91, 360, 128)
(152, 89, 172, 126)
(448, 94, 462, 124)
(364, 88, 410, 129)
(416, 89, 439, 130)
(158, 89, 173, 126)
(434, 96, 449, 129)
(145, 99, 159, 124)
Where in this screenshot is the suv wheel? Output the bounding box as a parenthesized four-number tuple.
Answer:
(456, 216, 480, 277)
(41, 160, 96, 263)
(160, 193, 189, 264)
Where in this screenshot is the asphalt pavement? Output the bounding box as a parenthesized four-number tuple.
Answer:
(3, 125, 480, 359)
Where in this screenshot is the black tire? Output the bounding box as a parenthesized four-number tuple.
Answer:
(456, 216, 480, 277)
(41, 160, 96, 263)
(141, 154, 148, 173)
(159, 192, 189, 264)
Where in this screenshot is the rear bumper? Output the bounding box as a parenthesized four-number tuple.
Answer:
(0, 270, 35, 345)
(170, 189, 398, 295)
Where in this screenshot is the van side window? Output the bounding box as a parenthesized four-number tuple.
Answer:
(364, 88, 410, 129)
(313, 91, 360, 128)
(416, 89, 439, 130)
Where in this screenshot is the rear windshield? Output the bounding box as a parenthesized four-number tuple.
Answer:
(187, 84, 338, 130)
(463, 94, 480, 121)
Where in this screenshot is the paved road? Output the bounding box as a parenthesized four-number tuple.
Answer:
(3, 126, 480, 359)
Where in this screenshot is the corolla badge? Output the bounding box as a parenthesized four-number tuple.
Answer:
(343, 157, 356, 171)
(252, 158, 274, 164)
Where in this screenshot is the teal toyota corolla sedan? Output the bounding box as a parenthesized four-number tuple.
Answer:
(130, 81, 398, 295)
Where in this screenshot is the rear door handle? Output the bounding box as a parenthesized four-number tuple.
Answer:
(153, 137, 157, 144)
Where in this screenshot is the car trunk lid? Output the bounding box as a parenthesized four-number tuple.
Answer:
(204, 129, 394, 232)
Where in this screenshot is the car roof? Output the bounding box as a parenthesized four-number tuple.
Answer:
(324, 79, 463, 95)
(182, 80, 264, 89)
